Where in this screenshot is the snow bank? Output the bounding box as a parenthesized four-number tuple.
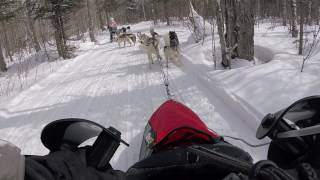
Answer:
(211, 23, 320, 120)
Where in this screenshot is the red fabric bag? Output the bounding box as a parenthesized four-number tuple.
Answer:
(148, 100, 219, 150)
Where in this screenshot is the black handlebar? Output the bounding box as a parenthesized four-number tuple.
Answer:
(187, 146, 296, 180)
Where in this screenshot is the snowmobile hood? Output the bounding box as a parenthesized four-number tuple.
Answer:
(148, 100, 219, 148)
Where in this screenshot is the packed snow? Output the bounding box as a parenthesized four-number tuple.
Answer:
(0, 21, 320, 171)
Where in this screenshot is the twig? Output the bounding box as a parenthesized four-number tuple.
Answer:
(301, 25, 320, 72)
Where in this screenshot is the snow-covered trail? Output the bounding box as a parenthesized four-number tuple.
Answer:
(0, 29, 267, 171)
(174, 52, 268, 158)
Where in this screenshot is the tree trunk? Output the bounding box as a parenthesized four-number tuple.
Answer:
(27, 18, 41, 52)
(52, 7, 69, 59)
(298, 16, 304, 55)
(104, 9, 110, 26)
(307, 0, 312, 25)
(26, 0, 41, 52)
(214, 0, 229, 68)
(318, 3, 320, 25)
(298, 0, 304, 55)
(256, 0, 261, 19)
(96, 0, 106, 31)
(87, 0, 96, 42)
(290, 0, 298, 37)
(1, 22, 13, 62)
(225, 0, 238, 58)
(282, 0, 287, 26)
(238, 0, 255, 61)
(152, 1, 157, 25)
(142, 0, 147, 21)
(53, 19, 64, 58)
(164, 0, 170, 25)
(0, 42, 7, 72)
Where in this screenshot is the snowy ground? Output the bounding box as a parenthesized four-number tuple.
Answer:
(0, 21, 320, 171)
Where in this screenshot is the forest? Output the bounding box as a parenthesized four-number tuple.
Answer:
(1, 0, 319, 72)
(1, 0, 320, 174)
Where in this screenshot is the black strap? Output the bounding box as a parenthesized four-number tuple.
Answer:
(187, 146, 252, 174)
(249, 160, 296, 180)
(297, 163, 319, 180)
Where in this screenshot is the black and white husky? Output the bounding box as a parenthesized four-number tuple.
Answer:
(163, 31, 181, 66)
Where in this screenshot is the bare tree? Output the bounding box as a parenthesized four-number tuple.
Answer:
(163, 0, 170, 25)
(1, 22, 14, 62)
(87, 0, 96, 42)
(214, 0, 230, 68)
(291, 0, 298, 37)
(0, 0, 21, 71)
(282, 0, 288, 26)
(318, 1, 320, 25)
(298, 0, 304, 55)
(301, 26, 320, 72)
(25, 0, 41, 52)
(307, 0, 312, 25)
(95, 0, 106, 31)
(0, 42, 7, 72)
(141, 0, 147, 21)
(238, 0, 255, 61)
(225, 0, 239, 58)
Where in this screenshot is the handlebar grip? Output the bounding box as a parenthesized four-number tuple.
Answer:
(87, 128, 121, 170)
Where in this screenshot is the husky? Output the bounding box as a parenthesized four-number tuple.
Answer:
(163, 31, 181, 66)
(137, 32, 162, 67)
(115, 33, 135, 48)
(127, 33, 136, 45)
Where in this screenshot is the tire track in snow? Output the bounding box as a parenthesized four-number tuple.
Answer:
(109, 48, 167, 171)
(169, 53, 268, 161)
(0, 48, 118, 154)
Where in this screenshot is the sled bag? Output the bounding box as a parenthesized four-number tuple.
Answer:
(141, 100, 219, 157)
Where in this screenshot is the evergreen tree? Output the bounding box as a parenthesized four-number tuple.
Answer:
(40, 0, 83, 59)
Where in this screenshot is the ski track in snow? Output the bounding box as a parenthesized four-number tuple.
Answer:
(0, 26, 268, 171)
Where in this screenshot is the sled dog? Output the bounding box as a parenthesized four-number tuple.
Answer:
(137, 32, 162, 67)
(115, 33, 134, 48)
(127, 33, 136, 45)
(163, 31, 181, 66)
